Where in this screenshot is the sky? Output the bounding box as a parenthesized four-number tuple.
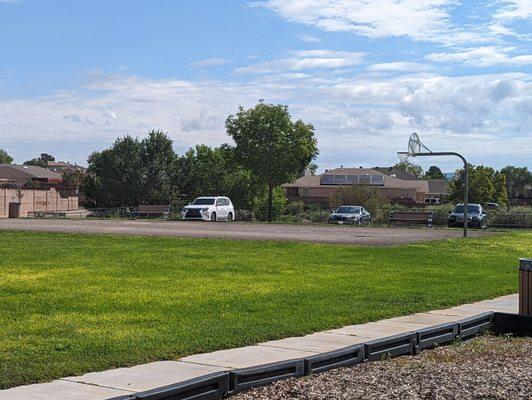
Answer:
(0, 0, 530, 172)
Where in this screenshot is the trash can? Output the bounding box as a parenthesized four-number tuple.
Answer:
(519, 258, 532, 316)
(8, 202, 21, 218)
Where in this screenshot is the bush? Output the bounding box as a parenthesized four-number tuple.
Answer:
(331, 185, 388, 211)
(286, 200, 306, 215)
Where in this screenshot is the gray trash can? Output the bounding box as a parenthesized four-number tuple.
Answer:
(8, 202, 21, 218)
(519, 258, 532, 316)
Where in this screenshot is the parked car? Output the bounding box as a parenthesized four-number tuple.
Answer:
(328, 205, 371, 225)
(181, 197, 235, 222)
(448, 203, 487, 228)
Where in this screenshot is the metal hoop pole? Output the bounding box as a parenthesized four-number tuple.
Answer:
(410, 151, 469, 238)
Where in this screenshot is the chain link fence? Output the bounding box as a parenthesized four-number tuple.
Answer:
(24, 203, 532, 228)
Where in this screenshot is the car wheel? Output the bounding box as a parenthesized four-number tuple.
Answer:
(227, 212, 233, 221)
(357, 219, 362, 226)
(210, 212, 217, 222)
(481, 219, 487, 229)
(448, 222, 453, 228)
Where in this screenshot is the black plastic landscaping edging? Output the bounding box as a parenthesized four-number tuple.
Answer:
(105, 311, 531, 400)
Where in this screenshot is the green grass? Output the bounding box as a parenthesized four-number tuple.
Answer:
(0, 230, 530, 388)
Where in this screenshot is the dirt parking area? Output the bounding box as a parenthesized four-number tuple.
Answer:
(234, 335, 532, 400)
(0, 218, 486, 245)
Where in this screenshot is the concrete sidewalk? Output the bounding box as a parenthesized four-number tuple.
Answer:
(0, 294, 518, 399)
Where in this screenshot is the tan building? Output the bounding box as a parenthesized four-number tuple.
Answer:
(283, 167, 442, 207)
(0, 187, 79, 218)
(0, 164, 79, 217)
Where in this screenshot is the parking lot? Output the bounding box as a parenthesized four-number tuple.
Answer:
(0, 218, 485, 245)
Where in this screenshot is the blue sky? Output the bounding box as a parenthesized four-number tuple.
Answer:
(0, 0, 530, 171)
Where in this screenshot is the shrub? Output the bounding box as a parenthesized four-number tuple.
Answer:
(331, 185, 388, 211)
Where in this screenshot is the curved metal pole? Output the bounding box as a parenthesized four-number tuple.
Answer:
(411, 152, 468, 238)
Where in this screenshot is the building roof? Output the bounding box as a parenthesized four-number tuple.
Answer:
(427, 179, 449, 194)
(283, 167, 429, 192)
(373, 167, 420, 180)
(47, 161, 87, 172)
(283, 174, 321, 188)
(0, 164, 62, 181)
(324, 167, 382, 176)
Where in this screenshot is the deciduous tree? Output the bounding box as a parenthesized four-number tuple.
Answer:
(226, 101, 318, 221)
(392, 160, 423, 178)
(424, 165, 444, 179)
(0, 148, 13, 164)
(500, 166, 532, 205)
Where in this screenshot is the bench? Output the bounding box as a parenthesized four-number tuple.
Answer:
(136, 204, 170, 219)
(389, 211, 433, 228)
(27, 211, 67, 218)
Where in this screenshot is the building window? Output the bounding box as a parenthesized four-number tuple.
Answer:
(302, 188, 309, 197)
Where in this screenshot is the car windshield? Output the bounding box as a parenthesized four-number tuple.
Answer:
(193, 198, 215, 205)
(336, 206, 360, 214)
(454, 205, 481, 213)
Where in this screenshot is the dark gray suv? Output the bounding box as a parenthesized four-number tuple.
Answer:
(448, 203, 487, 229)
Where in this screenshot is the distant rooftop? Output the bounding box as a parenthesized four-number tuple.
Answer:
(0, 164, 62, 180)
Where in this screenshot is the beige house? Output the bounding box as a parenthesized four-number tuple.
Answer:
(0, 187, 79, 218)
(0, 164, 79, 218)
(283, 167, 444, 207)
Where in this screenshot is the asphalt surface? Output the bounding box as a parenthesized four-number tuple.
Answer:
(0, 218, 484, 245)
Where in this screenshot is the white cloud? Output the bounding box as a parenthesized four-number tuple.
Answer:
(368, 62, 433, 72)
(297, 33, 322, 43)
(251, 0, 486, 45)
(189, 58, 231, 67)
(427, 46, 532, 67)
(494, 0, 532, 21)
(0, 70, 530, 169)
(235, 49, 365, 74)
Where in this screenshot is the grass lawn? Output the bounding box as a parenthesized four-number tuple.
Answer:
(0, 230, 530, 389)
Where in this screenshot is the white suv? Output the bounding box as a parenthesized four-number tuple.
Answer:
(181, 197, 235, 222)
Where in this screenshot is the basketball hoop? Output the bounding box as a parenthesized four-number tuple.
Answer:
(397, 151, 410, 163)
(396, 131, 470, 238)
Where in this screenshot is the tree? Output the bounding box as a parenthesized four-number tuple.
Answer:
(500, 166, 532, 205)
(226, 101, 318, 221)
(392, 160, 423, 178)
(24, 153, 55, 168)
(84, 136, 144, 207)
(308, 163, 318, 175)
(449, 164, 508, 206)
(62, 169, 85, 191)
(424, 165, 444, 179)
(0, 148, 13, 164)
(331, 185, 387, 211)
(141, 130, 176, 204)
(171, 144, 259, 207)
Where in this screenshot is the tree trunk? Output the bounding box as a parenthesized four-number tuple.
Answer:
(267, 182, 273, 222)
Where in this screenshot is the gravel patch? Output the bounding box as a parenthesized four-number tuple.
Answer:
(0, 219, 486, 245)
(233, 335, 532, 400)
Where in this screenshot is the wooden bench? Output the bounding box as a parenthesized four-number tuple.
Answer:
(136, 204, 170, 219)
(28, 211, 67, 218)
(389, 211, 433, 228)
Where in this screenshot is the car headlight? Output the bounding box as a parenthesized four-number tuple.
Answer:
(202, 207, 209, 211)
